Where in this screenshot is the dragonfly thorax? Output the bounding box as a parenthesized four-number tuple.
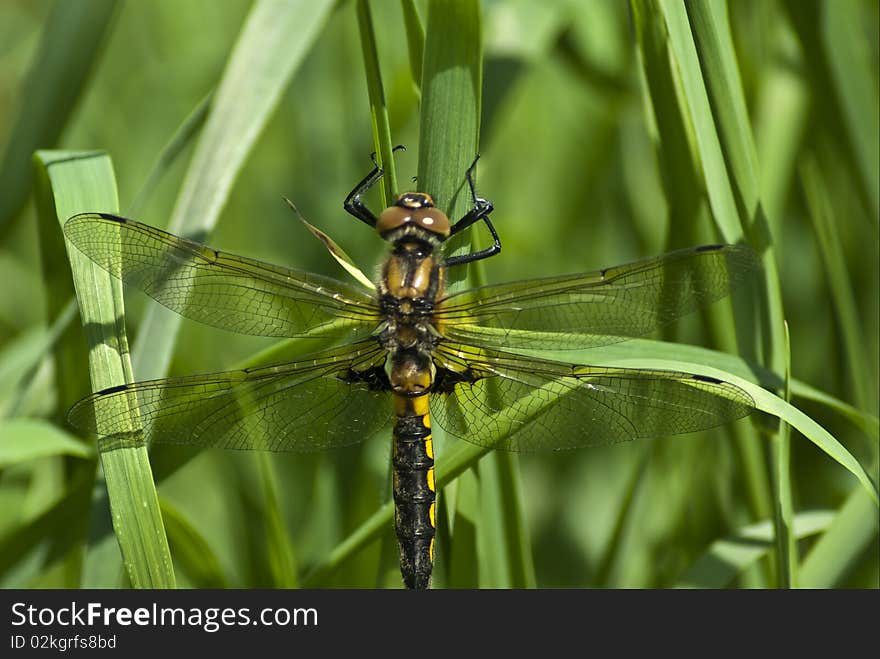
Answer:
(377, 231, 445, 358)
(380, 237, 445, 304)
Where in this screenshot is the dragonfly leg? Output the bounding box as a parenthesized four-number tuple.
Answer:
(446, 154, 502, 267)
(344, 145, 407, 227)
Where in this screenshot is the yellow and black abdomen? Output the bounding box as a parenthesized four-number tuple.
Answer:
(391, 380, 436, 589)
(379, 234, 445, 588)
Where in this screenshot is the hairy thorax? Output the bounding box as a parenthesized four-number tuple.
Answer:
(377, 236, 445, 393)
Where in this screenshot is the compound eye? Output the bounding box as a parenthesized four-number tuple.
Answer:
(414, 208, 450, 237)
(376, 206, 410, 236)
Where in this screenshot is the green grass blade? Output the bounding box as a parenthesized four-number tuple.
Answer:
(631, 0, 704, 233)
(658, 0, 741, 242)
(418, 0, 483, 289)
(418, 0, 488, 589)
(0, 0, 118, 233)
(772, 321, 797, 587)
(33, 149, 104, 587)
(685, 0, 760, 215)
(0, 329, 51, 418)
(477, 452, 536, 588)
(675, 510, 835, 588)
(257, 453, 299, 588)
(543, 337, 877, 440)
(802, 155, 876, 413)
(820, 0, 879, 220)
(36, 150, 175, 588)
(800, 488, 880, 588)
(790, 381, 878, 441)
(401, 0, 426, 90)
(684, 0, 789, 375)
(132, 0, 334, 381)
(528, 337, 877, 500)
(619, 358, 877, 503)
(357, 0, 398, 206)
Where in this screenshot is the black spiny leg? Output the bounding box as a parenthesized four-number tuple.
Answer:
(445, 154, 502, 267)
(344, 145, 406, 228)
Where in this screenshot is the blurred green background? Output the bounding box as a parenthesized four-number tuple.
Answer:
(0, 0, 877, 588)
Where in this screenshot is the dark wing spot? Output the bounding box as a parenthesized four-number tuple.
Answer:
(340, 365, 392, 392)
(432, 367, 482, 394)
(99, 383, 130, 395)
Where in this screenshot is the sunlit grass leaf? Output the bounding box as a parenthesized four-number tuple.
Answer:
(35, 150, 175, 588)
(291, 199, 376, 290)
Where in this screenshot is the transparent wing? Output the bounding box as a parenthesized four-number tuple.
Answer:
(430, 343, 753, 452)
(68, 343, 392, 451)
(436, 244, 759, 350)
(64, 213, 381, 339)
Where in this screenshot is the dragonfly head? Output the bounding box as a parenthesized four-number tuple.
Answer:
(376, 193, 451, 241)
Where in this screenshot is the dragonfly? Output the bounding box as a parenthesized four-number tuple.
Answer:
(64, 151, 758, 589)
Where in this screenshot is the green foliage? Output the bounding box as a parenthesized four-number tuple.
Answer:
(0, 0, 876, 589)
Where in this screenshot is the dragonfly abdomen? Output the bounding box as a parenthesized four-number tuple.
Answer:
(391, 393, 436, 590)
